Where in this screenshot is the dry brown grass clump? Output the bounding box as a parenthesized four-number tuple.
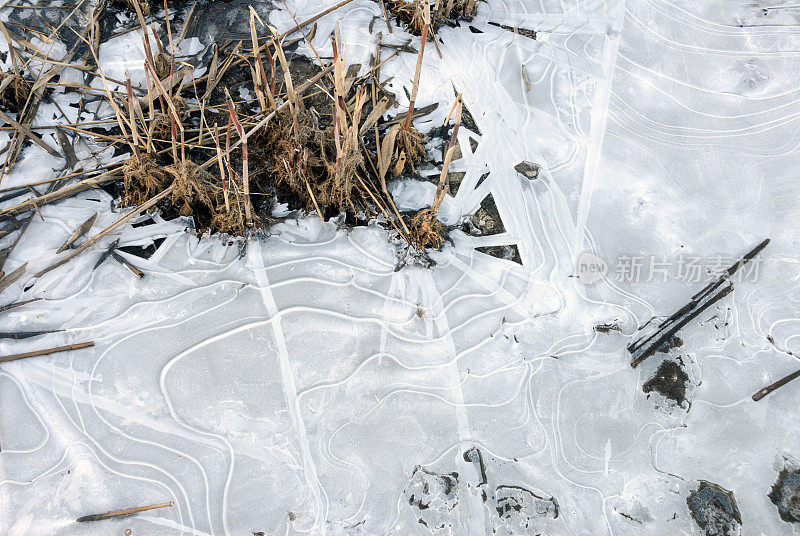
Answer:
(0, 72, 31, 114)
(122, 155, 249, 234)
(151, 96, 188, 141)
(260, 30, 371, 216)
(97, 7, 448, 245)
(264, 105, 335, 212)
(385, 0, 479, 34)
(121, 154, 169, 207)
(407, 207, 446, 249)
(322, 82, 368, 212)
(447, 0, 480, 20)
(393, 126, 426, 174)
(169, 161, 222, 218)
(404, 93, 463, 251)
(383, 4, 430, 177)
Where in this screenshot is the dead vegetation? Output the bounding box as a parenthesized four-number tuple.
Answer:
(385, 0, 480, 35)
(109, 0, 458, 249)
(0, 72, 31, 114)
(0, 0, 467, 288)
(406, 93, 462, 249)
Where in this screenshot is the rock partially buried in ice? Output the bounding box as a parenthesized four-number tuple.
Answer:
(514, 161, 540, 180)
(403, 466, 460, 531)
(769, 469, 800, 523)
(687, 481, 742, 536)
(495, 485, 558, 532)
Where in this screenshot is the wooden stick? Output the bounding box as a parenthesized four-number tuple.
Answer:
(403, 3, 430, 131)
(631, 284, 734, 368)
(379, 0, 393, 33)
(633, 239, 770, 354)
(212, 124, 230, 213)
(0, 263, 26, 292)
(33, 186, 175, 279)
(0, 170, 120, 218)
(144, 61, 184, 134)
(163, 0, 176, 85)
(130, 0, 155, 68)
(111, 251, 145, 278)
(0, 20, 21, 76)
(0, 164, 118, 194)
(125, 72, 141, 159)
(432, 94, 461, 213)
(76, 501, 174, 523)
(0, 341, 93, 364)
(752, 367, 800, 401)
(56, 213, 97, 253)
(248, 7, 272, 113)
(0, 297, 41, 314)
(0, 109, 61, 158)
(304, 180, 324, 220)
(277, 0, 357, 40)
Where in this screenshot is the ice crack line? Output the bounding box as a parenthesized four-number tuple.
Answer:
(416, 269, 488, 534)
(248, 240, 326, 533)
(574, 0, 628, 252)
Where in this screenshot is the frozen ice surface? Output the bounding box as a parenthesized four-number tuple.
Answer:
(2, 0, 800, 535)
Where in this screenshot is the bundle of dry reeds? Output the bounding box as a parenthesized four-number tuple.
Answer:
(0, 0, 464, 286)
(385, 0, 480, 35)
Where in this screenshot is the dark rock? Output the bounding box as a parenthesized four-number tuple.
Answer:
(514, 161, 540, 180)
(687, 481, 741, 536)
(769, 469, 800, 523)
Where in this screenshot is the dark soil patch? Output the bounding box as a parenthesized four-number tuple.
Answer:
(475, 245, 521, 264)
(465, 194, 503, 236)
(643, 359, 689, 406)
(460, 102, 481, 135)
(460, 193, 522, 264)
(403, 466, 460, 530)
